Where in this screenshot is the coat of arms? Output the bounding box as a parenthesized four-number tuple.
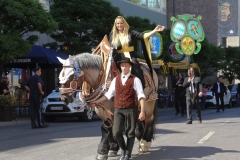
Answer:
(170, 14, 205, 56)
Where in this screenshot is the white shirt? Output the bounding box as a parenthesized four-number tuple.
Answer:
(217, 82, 220, 93)
(189, 77, 195, 93)
(104, 72, 146, 101)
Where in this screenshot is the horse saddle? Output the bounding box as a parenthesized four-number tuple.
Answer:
(140, 62, 158, 101)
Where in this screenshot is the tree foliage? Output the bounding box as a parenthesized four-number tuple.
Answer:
(0, 0, 58, 74)
(49, 0, 121, 54)
(219, 47, 240, 84)
(193, 39, 225, 79)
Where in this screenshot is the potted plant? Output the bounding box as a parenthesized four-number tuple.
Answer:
(0, 95, 17, 121)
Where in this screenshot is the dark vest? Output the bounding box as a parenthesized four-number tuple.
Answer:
(114, 75, 138, 108)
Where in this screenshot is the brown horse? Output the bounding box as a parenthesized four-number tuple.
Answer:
(57, 36, 158, 160)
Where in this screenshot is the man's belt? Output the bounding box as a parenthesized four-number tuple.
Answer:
(117, 46, 134, 53)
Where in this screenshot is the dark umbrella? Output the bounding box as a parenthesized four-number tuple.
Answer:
(5, 45, 69, 69)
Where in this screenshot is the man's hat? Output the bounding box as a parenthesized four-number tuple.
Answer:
(32, 66, 41, 72)
(117, 57, 134, 66)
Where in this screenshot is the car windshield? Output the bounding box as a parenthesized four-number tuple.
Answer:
(55, 86, 60, 92)
(231, 84, 237, 92)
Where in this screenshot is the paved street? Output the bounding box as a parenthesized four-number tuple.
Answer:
(0, 106, 240, 160)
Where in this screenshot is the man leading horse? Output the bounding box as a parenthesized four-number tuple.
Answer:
(90, 57, 145, 160)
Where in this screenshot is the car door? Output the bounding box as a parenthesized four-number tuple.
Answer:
(224, 86, 231, 105)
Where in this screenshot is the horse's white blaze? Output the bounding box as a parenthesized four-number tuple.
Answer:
(58, 55, 76, 84)
(59, 67, 75, 84)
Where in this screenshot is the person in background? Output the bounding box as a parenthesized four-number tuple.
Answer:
(237, 83, 240, 107)
(0, 77, 12, 95)
(200, 83, 210, 110)
(174, 73, 186, 116)
(157, 86, 163, 108)
(183, 67, 202, 124)
(160, 87, 171, 108)
(212, 77, 226, 112)
(25, 67, 49, 129)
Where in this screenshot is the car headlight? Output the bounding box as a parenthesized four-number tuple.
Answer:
(43, 98, 47, 103)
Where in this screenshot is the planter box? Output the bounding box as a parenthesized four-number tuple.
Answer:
(0, 105, 18, 121)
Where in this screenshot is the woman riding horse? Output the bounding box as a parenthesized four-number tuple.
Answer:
(109, 16, 165, 88)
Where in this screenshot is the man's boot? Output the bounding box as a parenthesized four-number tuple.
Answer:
(124, 138, 135, 160)
(115, 136, 126, 160)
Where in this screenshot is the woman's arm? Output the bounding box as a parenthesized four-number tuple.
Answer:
(144, 25, 165, 38)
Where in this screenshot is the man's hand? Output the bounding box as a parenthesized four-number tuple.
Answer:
(198, 92, 203, 97)
(188, 77, 192, 82)
(138, 111, 145, 121)
(90, 100, 99, 106)
(89, 96, 107, 107)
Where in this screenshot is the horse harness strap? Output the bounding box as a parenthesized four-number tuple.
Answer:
(117, 46, 134, 53)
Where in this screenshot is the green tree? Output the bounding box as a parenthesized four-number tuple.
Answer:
(219, 47, 240, 84)
(49, 0, 121, 54)
(193, 39, 225, 79)
(0, 0, 58, 77)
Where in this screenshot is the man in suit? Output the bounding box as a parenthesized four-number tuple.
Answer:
(212, 77, 226, 112)
(183, 67, 202, 124)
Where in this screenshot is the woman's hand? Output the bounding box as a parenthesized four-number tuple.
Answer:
(155, 25, 165, 32)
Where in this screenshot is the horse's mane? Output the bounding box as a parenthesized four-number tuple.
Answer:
(74, 53, 102, 69)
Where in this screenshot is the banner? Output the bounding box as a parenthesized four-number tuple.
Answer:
(168, 42, 185, 62)
(170, 14, 205, 56)
(137, 30, 163, 60)
(137, 58, 164, 66)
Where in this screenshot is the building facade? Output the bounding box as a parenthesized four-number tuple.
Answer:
(38, 0, 51, 11)
(108, 0, 167, 26)
(167, 0, 240, 47)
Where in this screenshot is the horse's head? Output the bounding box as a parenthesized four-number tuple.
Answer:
(57, 55, 84, 104)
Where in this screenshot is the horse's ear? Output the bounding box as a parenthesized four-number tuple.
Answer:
(57, 57, 66, 64)
(69, 55, 74, 65)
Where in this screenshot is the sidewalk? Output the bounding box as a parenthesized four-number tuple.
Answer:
(0, 116, 29, 126)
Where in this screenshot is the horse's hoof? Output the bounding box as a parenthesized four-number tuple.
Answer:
(108, 150, 118, 157)
(96, 154, 108, 160)
(138, 147, 149, 153)
(138, 139, 151, 152)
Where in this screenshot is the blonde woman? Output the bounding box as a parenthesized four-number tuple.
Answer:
(109, 16, 165, 88)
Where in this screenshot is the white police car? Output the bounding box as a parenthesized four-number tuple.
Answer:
(41, 87, 94, 122)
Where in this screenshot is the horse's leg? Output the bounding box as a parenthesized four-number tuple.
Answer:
(96, 120, 119, 160)
(136, 100, 157, 152)
(96, 123, 110, 160)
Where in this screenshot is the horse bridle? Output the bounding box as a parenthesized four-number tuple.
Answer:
(59, 64, 84, 95)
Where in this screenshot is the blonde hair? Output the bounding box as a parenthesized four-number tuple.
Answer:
(110, 16, 130, 48)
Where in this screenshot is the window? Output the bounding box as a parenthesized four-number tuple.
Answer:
(222, 37, 227, 47)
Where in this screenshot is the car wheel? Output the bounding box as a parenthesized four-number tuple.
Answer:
(44, 116, 56, 122)
(81, 107, 94, 122)
(228, 99, 232, 108)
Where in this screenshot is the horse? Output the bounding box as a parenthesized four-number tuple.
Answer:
(57, 36, 159, 160)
